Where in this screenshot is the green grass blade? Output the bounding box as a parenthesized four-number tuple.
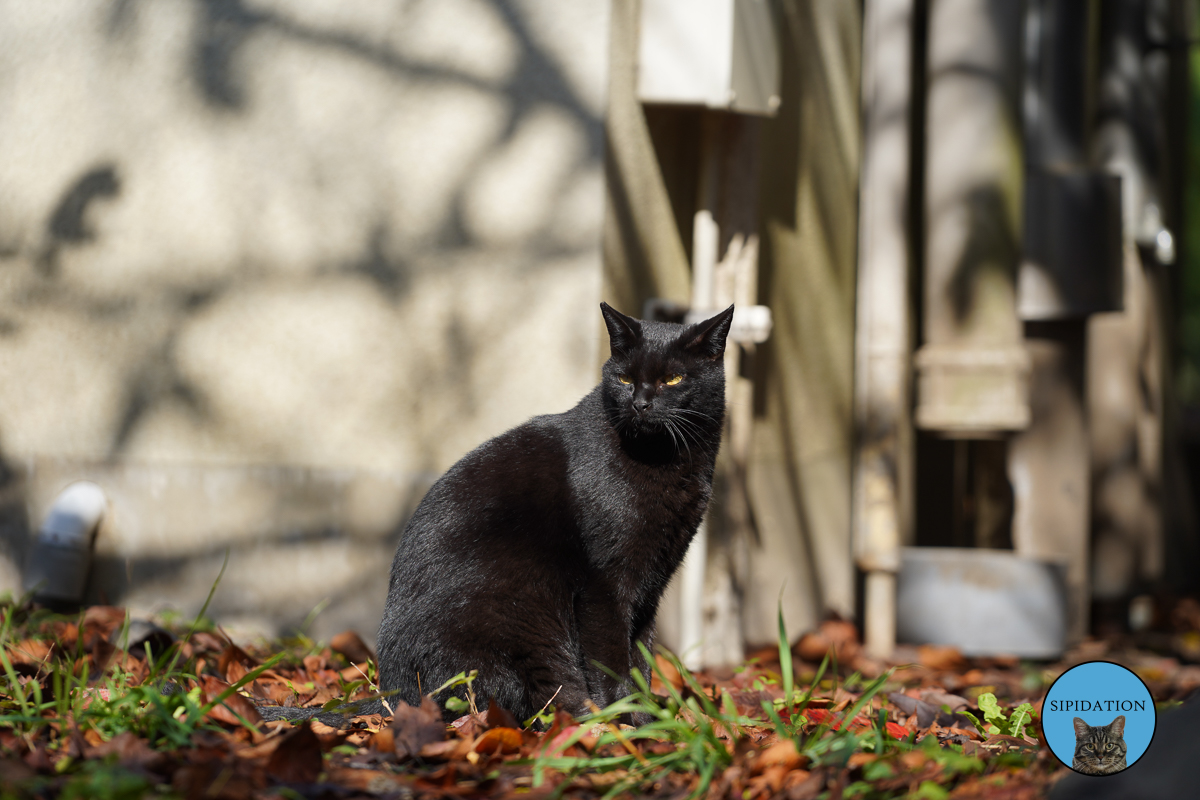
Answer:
(0, 611, 33, 720)
(838, 669, 893, 730)
(778, 601, 794, 710)
(164, 549, 229, 678)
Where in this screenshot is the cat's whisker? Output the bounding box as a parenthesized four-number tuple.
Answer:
(666, 418, 691, 459)
(673, 407, 719, 419)
(668, 414, 707, 449)
(669, 420, 698, 451)
(673, 408, 722, 428)
(663, 418, 682, 455)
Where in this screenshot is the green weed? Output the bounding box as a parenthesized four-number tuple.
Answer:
(961, 692, 1035, 739)
(0, 551, 277, 753)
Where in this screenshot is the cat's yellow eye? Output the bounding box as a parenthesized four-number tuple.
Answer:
(665, 374, 683, 386)
(618, 374, 632, 385)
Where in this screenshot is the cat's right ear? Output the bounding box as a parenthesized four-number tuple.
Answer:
(600, 302, 642, 357)
(1108, 715, 1125, 736)
(1073, 717, 1089, 737)
(681, 304, 735, 359)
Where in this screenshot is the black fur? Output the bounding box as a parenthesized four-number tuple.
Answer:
(373, 303, 733, 722)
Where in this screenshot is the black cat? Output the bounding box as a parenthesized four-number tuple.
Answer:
(372, 302, 733, 722)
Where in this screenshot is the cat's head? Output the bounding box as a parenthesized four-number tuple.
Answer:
(1073, 715, 1126, 772)
(598, 303, 733, 444)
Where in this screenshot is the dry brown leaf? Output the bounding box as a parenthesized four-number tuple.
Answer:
(302, 653, 326, 676)
(49, 622, 79, 649)
(796, 618, 861, 663)
(0, 757, 36, 785)
(391, 696, 445, 759)
(198, 676, 263, 726)
(959, 668, 986, 685)
(747, 763, 789, 796)
(217, 644, 257, 679)
(86, 731, 165, 769)
(338, 664, 371, 683)
(585, 769, 630, 788)
(654, 655, 685, 690)
(188, 631, 227, 654)
(485, 702, 520, 730)
(7, 639, 52, 665)
(918, 644, 967, 672)
(371, 727, 395, 753)
(899, 750, 929, 772)
(82, 606, 127, 631)
(474, 726, 522, 755)
(266, 720, 323, 783)
(330, 631, 374, 665)
(419, 739, 472, 760)
(326, 766, 410, 793)
(755, 739, 803, 772)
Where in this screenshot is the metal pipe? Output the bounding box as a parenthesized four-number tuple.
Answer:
(23, 481, 108, 605)
(678, 113, 724, 671)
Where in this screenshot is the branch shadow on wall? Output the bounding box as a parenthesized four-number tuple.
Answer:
(0, 449, 30, 597)
(37, 164, 121, 278)
(943, 184, 1021, 325)
(75, 0, 609, 465)
(6, 0, 610, 621)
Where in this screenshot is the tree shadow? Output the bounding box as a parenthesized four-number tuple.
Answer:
(37, 164, 121, 277)
(4, 0, 612, 624)
(943, 184, 1021, 325)
(0, 450, 30, 596)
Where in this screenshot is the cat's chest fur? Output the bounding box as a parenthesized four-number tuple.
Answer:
(570, 404, 714, 602)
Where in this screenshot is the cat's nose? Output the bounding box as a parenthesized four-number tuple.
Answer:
(633, 398, 651, 414)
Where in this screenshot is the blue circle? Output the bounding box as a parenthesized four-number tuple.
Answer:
(1042, 661, 1156, 773)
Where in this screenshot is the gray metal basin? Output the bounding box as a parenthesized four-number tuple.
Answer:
(896, 546, 1069, 659)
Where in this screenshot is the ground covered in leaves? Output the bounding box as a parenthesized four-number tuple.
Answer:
(5, 597, 1200, 800)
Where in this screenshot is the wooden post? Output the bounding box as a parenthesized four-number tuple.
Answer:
(1088, 0, 1169, 609)
(1008, 0, 1115, 645)
(679, 114, 723, 671)
(915, 0, 1029, 436)
(853, 0, 916, 660)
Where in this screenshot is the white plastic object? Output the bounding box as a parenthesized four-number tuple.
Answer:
(23, 482, 108, 604)
(638, 0, 781, 116)
(685, 305, 773, 344)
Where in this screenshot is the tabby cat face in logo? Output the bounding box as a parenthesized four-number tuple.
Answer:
(1072, 715, 1127, 775)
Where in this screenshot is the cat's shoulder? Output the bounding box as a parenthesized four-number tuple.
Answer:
(484, 390, 601, 450)
(457, 409, 579, 468)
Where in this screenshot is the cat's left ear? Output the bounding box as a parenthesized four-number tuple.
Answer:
(681, 305, 735, 359)
(601, 302, 643, 356)
(1109, 715, 1126, 736)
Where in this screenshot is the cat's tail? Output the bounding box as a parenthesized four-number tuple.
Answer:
(255, 697, 387, 728)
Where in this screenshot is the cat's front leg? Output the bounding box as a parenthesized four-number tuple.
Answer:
(574, 594, 638, 711)
(620, 620, 656, 726)
(517, 642, 593, 723)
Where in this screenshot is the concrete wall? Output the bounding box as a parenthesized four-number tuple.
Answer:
(0, 0, 609, 643)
